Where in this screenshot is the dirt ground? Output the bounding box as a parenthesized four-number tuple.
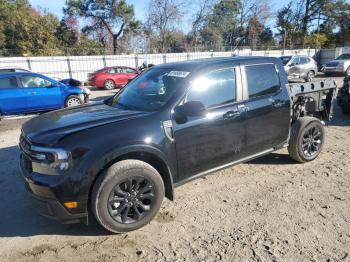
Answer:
(0, 78, 349, 261)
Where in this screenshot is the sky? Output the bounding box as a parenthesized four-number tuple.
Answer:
(28, 0, 294, 32)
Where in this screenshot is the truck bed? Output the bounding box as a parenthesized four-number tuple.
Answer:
(287, 79, 337, 122)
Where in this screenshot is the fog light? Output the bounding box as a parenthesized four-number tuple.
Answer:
(64, 201, 78, 209)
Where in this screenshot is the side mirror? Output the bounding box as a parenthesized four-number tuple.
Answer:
(173, 101, 207, 124)
(289, 63, 295, 67)
(48, 83, 59, 88)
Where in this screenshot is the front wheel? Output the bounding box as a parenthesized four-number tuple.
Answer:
(91, 160, 164, 233)
(288, 117, 325, 163)
(305, 71, 315, 82)
(65, 95, 83, 107)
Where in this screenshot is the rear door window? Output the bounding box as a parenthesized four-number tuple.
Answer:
(299, 57, 308, 64)
(0, 77, 19, 88)
(245, 64, 280, 99)
(124, 68, 137, 73)
(109, 68, 122, 73)
(186, 68, 236, 108)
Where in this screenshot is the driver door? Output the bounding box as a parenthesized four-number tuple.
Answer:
(172, 67, 247, 182)
(19, 75, 62, 112)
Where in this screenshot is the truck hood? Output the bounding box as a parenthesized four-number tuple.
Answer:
(22, 103, 149, 145)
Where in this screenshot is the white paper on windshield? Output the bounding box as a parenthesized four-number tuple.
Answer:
(167, 71, 190, 78)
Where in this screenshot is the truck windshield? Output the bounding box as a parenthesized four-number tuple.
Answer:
(336, 54, 350, 60)
(107, 68, 189, 111)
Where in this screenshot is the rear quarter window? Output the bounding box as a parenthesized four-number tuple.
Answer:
(245, 64, 280, 99)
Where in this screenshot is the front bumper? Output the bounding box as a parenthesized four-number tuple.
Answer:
(20, 154, 88, 224)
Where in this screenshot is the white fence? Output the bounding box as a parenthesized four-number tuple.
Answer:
(0, 49, 319, 82)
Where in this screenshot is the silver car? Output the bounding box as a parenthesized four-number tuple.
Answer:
(280, 55, 318, 82)
(322, 53, 350, 76)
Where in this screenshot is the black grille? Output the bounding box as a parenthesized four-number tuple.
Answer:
(19, 134, 31, 155)
(21, 154, 33, 173)
(19, 134, 33, 173)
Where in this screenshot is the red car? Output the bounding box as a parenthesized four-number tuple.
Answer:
(87, 66, 139, 90)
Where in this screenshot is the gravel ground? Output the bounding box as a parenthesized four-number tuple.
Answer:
(0, 77, 349, 261)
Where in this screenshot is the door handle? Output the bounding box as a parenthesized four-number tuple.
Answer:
(223, 110, 240, 120)
(29, 91, 37, 95)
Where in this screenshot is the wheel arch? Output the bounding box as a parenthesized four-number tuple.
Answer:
(88, 147, 175, 203)
(64, 93, 82, 105)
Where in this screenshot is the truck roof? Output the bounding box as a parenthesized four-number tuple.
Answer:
(155, 56, 281, 72)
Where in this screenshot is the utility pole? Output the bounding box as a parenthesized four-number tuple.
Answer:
(283, 30, 287, 55)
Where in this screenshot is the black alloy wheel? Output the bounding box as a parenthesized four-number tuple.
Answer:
(108, 176, 155, 224)
(288, 117, 325, 163)
(91, 160, 164, 233)
(301, 125, 322, 158)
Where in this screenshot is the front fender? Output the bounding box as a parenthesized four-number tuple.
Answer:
(82, 144, 176, 199)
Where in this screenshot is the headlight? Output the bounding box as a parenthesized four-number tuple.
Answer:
(81, 87, 91, 95)
(30, 146, 71, 175)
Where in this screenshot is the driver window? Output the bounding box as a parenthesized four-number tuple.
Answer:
(186, 68, 236, 108)
(290, 57, 300, 65)
(20, 76, 52, 88)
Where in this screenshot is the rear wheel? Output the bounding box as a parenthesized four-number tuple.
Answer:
(65, 95, 83, 108)
(104, 80, 115, 90)
(288, 117, 325, 163)
(92, 160, 164, 233)
(305, 71, 315, 82)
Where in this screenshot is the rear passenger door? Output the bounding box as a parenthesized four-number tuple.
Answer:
(241, 63, 290, 156)
(0, 76, 28, 114)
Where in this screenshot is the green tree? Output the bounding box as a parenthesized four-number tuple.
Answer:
(0, 0, 62, 56)
(304, 32, 328, 48)
(199, 0, 240, 50)
(65, 0, 140, 55)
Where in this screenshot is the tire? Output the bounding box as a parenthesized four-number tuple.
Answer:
(346, 66, 350, 76)
(91, 160, 165, 233)
(65, 95, 83, 108)
(104, 79, 115, 90)
(305, 71, 315, 82)
(288, 117, 325, 163)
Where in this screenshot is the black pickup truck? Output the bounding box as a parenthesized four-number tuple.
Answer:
(19, 57, 336, 233)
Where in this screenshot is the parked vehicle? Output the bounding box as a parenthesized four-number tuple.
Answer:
(337, 75, 350, 114)
(87, 66, 139, 90)
(322, 53, 350, 76)
(138, 61, 155, 72)
(19, 57, 336, 233)
(0, 72, 90, 116)
(280, 55, 318, 82)
(0, 67, 31, 73)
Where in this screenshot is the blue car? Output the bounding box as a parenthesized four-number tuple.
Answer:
(0, 72, 90, 116)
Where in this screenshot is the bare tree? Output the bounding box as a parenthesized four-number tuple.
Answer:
(146, 0, 186, 53)
(190, 0, 216, 50)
